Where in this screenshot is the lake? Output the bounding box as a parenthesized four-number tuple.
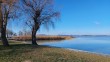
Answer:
(41, 36, 110, 55)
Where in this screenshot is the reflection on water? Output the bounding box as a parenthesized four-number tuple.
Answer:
(41, 36, 110, 55)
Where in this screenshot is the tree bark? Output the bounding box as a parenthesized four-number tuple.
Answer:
(32, 24, 39, 45)
(1, 27, 9, 46)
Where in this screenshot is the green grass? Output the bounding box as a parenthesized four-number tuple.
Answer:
(0, 41, 110, 62)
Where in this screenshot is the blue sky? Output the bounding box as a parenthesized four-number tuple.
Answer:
(40, 0, 110, 35)
(13, 0, 110, 35)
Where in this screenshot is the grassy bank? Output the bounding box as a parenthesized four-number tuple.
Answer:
(0, 43, 110, 62)
(12, 35, 73, 41)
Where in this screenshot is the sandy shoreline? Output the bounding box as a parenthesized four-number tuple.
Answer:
(64, 48, 110, 56)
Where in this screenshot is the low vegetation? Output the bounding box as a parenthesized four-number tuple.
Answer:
(0, 41, 110, 62)
(12, 35, 73, 41)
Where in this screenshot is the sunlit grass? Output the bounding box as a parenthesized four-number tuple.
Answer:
(0, 43, 110, 62)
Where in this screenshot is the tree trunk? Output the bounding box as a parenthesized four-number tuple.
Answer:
(1, 27, 9, 46)
(32, 24, 39, 45)
(0, 2, 9, 46)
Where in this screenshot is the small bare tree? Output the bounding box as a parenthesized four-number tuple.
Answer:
(0, 0, 18, 46)
(6, 29, 14, 38)
(22, 0, 60, 45)
(18, 31, 23, 36)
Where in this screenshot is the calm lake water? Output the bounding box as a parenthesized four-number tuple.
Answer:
(41, 36, 110, 55)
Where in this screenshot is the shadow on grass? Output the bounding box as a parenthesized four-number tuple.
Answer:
(0, 44, 54, 62)
(0, 44, 54, 59)
(0, 44, 52, 50)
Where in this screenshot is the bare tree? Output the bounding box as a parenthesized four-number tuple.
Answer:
(6, 29, 14, 38)
(13, 33, 17, 36)
(22, 0, 60, 45)
(18, 31, 23, 36)
(0, 0, 18, 46)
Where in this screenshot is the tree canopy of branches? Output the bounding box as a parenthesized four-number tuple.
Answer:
(0, 0, 18, 46)
(22, 0, 60, 45)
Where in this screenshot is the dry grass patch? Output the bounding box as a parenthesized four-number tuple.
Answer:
(12, 35, 73, 41)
